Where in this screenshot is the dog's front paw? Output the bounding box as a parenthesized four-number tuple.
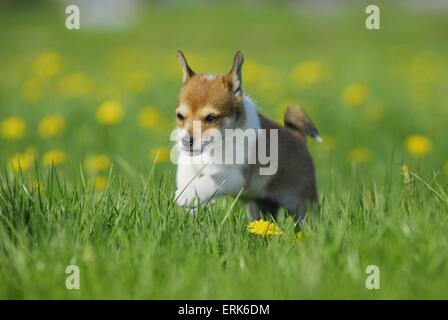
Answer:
(175, 187, 200, 208)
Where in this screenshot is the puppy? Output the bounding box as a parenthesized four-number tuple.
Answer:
(173, 50, 320, 220)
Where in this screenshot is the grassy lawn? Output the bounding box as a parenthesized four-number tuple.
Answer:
(0, 2, 448, 299)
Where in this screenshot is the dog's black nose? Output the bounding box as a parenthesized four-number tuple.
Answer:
(182, 136, 194, 148)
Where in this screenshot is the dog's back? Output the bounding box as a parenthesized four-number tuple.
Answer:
(245, 107, 319, 220)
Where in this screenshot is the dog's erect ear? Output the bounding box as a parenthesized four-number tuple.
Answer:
(177, 50, 195, 84)
(227, 51, 244, 97)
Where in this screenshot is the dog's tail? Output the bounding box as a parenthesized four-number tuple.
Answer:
(284, 105, 322, 142)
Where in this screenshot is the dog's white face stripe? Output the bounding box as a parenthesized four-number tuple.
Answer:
(202, 74, 217, 81)
(198, 106, 220, 118)
(176, 103, 190, 117)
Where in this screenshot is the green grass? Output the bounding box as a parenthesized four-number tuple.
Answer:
(1, 165, 448, 299)
(1, 2, 448, 299)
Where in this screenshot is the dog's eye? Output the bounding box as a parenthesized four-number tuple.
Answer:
(204, 114, 219, 123)
(176, 113, 185, 121)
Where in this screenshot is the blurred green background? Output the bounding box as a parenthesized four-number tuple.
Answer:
(0, 0, 447, 188)
(1, 0, 448, 300)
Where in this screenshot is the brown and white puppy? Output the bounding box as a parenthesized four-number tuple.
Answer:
(173, 50, 320, 220)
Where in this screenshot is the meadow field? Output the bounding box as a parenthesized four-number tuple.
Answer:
(0, 1, 448, 299)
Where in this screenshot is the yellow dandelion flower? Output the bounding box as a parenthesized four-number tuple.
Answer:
(125, 70, 151, 92)
(1, 116, 26, 140)
(33, 52, 62, 78)
(244, 60, 270, 85)
(247, 219, 283, 237)
(404, 134, 431, 157)
(149, 147, 170, 163)
(38, 115, 65, 138)
(138, 106, 162, 129)
(9, 148, 36, 172)
(347, 147, 371, 164)
(290, 60, 324, 88)
(96, 100, 124, 125)
(21, 78, 44, 102)
(84, 154, 111, 173)
(10, 154, 31, 172)
(443, 163, 448, 177)
(243, 61, 283, 98)
(42, 150, 66, 167)
(341, 83, 369, 107)
(57, 73, 94, 97)
(401, 164, 412, 184)
(93, 176, 108, 190)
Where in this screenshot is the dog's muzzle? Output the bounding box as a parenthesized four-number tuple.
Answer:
(181, 136, 214, 155)
(181, 136, 194, 149)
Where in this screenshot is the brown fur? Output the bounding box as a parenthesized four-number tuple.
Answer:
(243, 114, 318, 219)
(175, 50, 319, 222)
(177, 75, 243, 134)
(284, 105, 320, 142)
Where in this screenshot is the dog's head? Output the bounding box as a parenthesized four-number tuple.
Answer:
(175, 50, 244, 155)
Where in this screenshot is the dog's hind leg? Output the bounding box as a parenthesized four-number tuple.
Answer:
(247, 198, 280, 220)
(285, 198, 320, 231)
